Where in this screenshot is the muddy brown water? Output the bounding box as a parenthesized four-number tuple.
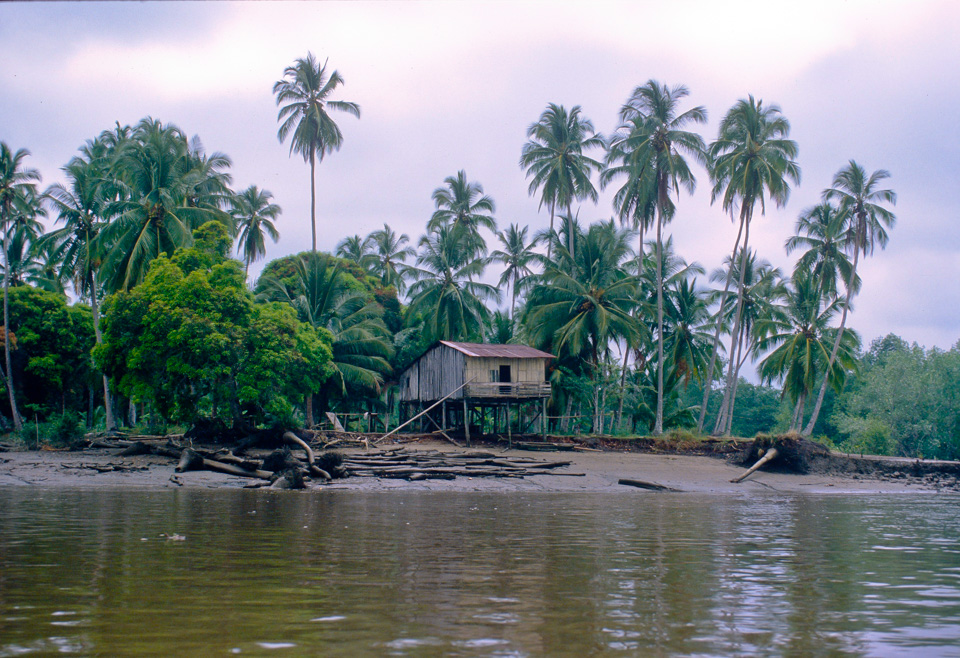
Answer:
(1, 489, 959, 656)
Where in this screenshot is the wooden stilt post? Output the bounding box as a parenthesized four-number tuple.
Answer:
(507, 403, 512, 448)
(542, 397, 547, 440)
(463, 399, 470, 447)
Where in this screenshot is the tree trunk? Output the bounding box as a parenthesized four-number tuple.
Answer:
(305, 394, 315, 427)
(803, 235, 862, 436)
(566, 203, 574, 263)
(654, 206, 665, 436)
(697, 212, 746, 432)
(310, 150, 317, 253)
(714, 208, 753, 435)
(2, 227, 21, 431)
(547, 203, 555, 261)
(615, 346, 629, 431)
(724, 321, 748, 436)
(560, 393, 573, 433)
(89, 272, 116, 431)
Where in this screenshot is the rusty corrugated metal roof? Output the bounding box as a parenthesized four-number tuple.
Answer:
(439, 341, 554, 359)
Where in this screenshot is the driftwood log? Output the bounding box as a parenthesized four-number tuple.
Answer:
(731, 448, 780, 483)
(341, 449, 581, 480)
(618, 478, 682, 492)
(72, 430, 581, 487)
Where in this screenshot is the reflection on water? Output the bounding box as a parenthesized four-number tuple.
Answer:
(1, 490, 959, 656)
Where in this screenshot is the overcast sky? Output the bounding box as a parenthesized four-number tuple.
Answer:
(2, 0, 958, 356)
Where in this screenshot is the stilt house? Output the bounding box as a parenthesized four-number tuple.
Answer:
(398, 341, 553, 441)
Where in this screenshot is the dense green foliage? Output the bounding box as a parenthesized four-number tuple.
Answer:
(832, 336, 960, 460)
(3, 59, 923, 455)
(94, 224, 334, 428)
(2, 286, 94, 418)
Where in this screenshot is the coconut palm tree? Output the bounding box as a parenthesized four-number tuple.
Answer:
(99, 118, 234, 292)
(367, 223, 415, 294)
(490, 223, 539, 320)
(802, 161, 896, 435)
(257, 252, 392, 424)
(757, 271, 859, 431)
(523, 221, 642, 432)
(519, 104, 604, 261)
(230, 185, 281, 276)
(605, 80, 707, 435)
(0, 143, 41, 429)
(786, 202, 859, 301)
(704, 96, 800, 435)
(406, 224, 500, 343)
(274, 53, 360, 253)
(613, 235, 700, 430)
(426, 170, 496, 260)
(663, 277, 713, 390)
(335, 234, 374, 269)
(709, 249, 785, 435)
(44, 148, 119, 429)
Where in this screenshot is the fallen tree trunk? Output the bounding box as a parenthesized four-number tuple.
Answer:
(176, 448, 273, 481)
(731, 448, 779, 483)
(283, 431, 314, 465)
(619, 478, 682, 492)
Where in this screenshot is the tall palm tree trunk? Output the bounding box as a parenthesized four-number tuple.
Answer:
(697, 212, 745, 432)
(547, 203, 556, 261)
(724, 321, 748, 435)
(615, 345, 629, 430)
(88, 272, 116, 431)
(654, 206, 665, 435)
(802, 229, 862, 436)
(566, 203, 575, 263)
(2, 228, 20, 430)
(309, 150, 317, 253)
(636, 224, 645, 272)
(714, 210, 753, 435)
(790, 393, 803, 431)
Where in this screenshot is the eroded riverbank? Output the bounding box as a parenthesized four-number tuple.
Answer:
(1, 439, 956, 494)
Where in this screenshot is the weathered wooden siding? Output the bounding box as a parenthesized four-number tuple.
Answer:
(464, 357, 547, 384)
(398, 344, 466, 403)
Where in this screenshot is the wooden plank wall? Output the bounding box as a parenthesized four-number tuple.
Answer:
(464, 357, 548, 384)
(399, 344, 466, 403)
(399, 348, 550, 403)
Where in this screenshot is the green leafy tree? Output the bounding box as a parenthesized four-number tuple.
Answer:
(274, 52, 360, 253)
(705, 96, 800, 435)
(95, 223, 334, 429)
(520, 104, 604, 261)
(5, 286, 95, 417)
(803, 161, 896, 435)
(833, 337, 960, 459)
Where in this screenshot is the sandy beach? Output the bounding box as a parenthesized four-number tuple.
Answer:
(1, 439, 954, 495)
